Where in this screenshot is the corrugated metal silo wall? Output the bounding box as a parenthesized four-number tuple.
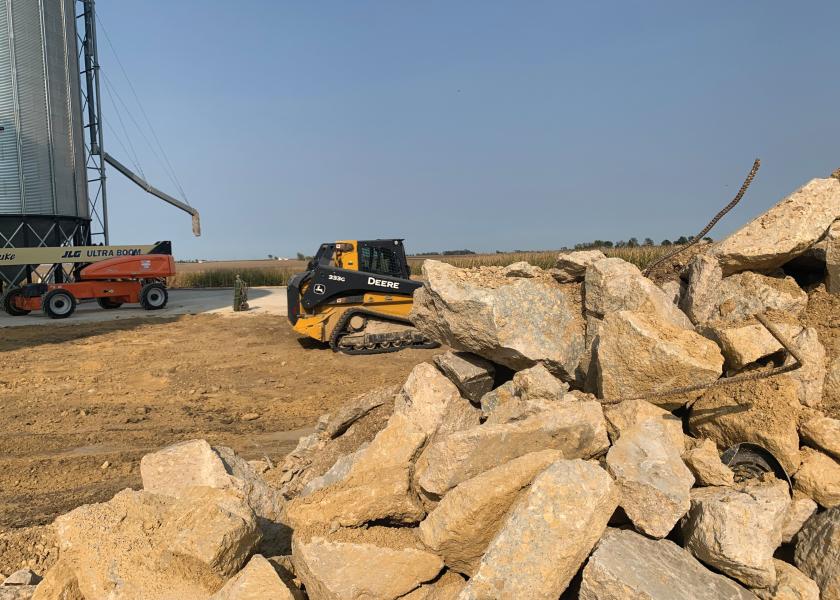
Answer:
(0, 0, 88, 218)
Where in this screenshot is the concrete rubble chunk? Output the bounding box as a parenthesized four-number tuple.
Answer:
(320, 391, 388, 439)
(400, 571, 465, 600)
(659, 279, 684, 306)
(459, 459, 618, 600)
(584, 257, 693, 329)
(710, 322, 825, 407)
(511, 363, 568, 401)
(782, 492, 818, 544)
(299, 443, 369, 498)
(579, 527, 758, 600)
(49, 487, 260, 599)
(2, 570, 38, 586)
(481, 365, 572, 425)
(210, 554, 300, 600)
(683, 437, 735, 487)
(603, 399, 685, 451)
(688, 376, 802, 474)
(433, 352, 495, 404)
(827, 220, 840, 294)
(800, 414, 840, 460)
(681, 479, 791, 589)
(785, 327, 827, 408)
(30, 559, 82, 600)
(0, 587, 37, 600)
(681, 255, 725, 326)
(606, 419, 695, 538)
(680, 255, 808, 325)
(794, 507, 840, 600)
(502, 261, 542, 278)
(478, 380, 516, 421)
(595, 310, 724, 409)
(710, 177, 840, 274)
(140, 439, 284, 531)
(552, 249, 606, 283)
(410, 260, 585, 380)
(793, 447, 840, 508)
(292, 537, 443, 600)
(416, 399, 608, 497)
(395, 362, 480, 437)
(419, 449, 562, 576)
(286, 413, 427, 528)
(161, 486, 262, 581)
(753, 560, 820, 600)
(710, 322, 786, 371)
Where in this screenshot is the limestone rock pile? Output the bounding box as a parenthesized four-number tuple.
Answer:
(18, 172, 840, 598)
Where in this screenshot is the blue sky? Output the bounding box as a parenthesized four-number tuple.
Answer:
(96, 1, 840, 260)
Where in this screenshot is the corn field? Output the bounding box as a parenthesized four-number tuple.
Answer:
(407, 246, 679, 276)
(170, 246, 680, 287)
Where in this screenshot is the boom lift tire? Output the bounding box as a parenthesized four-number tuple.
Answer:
(42, 289, 76, 319)
(2, 288, 30, 316)
(140, 282, 168, 310)
(96, 297, 123, 309)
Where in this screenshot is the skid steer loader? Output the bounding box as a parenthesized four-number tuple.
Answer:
(287, 239, 438, 354)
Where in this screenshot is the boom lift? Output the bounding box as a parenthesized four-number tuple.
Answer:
(287, 239, 437, 354)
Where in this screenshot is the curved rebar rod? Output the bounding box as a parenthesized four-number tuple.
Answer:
(642, 159, 761, 277)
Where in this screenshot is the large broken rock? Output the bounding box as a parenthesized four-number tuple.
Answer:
(292, 537, 443, 600)
(827, 220, 840, 294)
(140, 439, 283, 531)
(481, 365, 572, 425)
(784, 327, 827, 408)
(753, 560, 820, 600)
(710, 177, 840, 274)
(50, 487, 260, 600)
(683, 437, 735, 487)
(681, 480, 790, 589)
(410, 260, 585, 380)
(210, 554, 300, 600)
(782, 492, 818, 544)
(552, 249, 607, 283)
(460, 459, 618, 600)
(595, 310, 724, 409)
(318, 390, 388, 439)
(418, 449, 562, 576)
(161, 487, 262, 582)
(688, 376, 802, 474)
(30, 559, 82, 600)
(710, 322, 787, 371)
(584, 257, 693, 328)
(794, 507, 840, 600)
(433, 352, 495, 403)
(606, 420, 694, 538)
(603, 399, 685, 450)
(503, 261, 543, 278)
(709, 323, 825, 407)
(680, 256, 808, 325)
(286, 413, 426, 529)
(395, 362, 479, 437)
(800, 414, 840, 460)
(579, 528, 758, 600)
(511, 363, 568, 401)
(416, 400, 608, 497)
(794, 447, 840, 508)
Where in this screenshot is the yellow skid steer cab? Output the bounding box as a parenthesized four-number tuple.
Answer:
(287, 239, 438, 354)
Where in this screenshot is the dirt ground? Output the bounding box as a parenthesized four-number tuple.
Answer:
(0, 313, 438, 535)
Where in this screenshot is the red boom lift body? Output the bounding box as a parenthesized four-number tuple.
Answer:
(3, 254, 176, 319)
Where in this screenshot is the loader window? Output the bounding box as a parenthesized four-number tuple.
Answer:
(359, 244, 404, 278)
